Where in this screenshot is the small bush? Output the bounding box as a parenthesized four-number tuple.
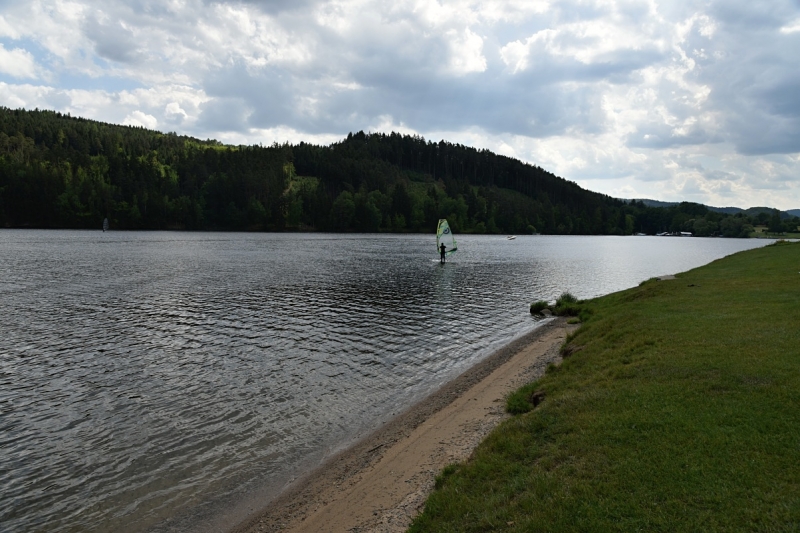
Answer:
(530, 300, 550, 314)
(555, 303, 582, 317)
(555, 292, 578, 306)
(554, 292, 581, 316)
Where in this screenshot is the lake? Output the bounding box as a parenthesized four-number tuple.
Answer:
(0, 231, 768, 532)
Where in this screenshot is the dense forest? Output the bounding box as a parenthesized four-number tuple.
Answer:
(1, 107, 797, 236)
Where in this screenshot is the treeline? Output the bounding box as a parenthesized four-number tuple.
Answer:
(1, 107, 795, 235)
(632, 201, 799, 237)
(0, 108, 287, 230)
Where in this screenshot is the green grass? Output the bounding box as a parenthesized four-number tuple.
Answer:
(409, 240, 800, 532)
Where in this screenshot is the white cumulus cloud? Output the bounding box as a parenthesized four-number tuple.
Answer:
(447, 28, 487, 75)
(0, 44, 39, 79)
(122, 110, 158, 129)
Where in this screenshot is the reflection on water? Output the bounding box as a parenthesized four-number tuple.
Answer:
(0, 231, 766, 532)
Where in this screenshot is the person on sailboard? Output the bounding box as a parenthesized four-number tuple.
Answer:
(440, 242, 447, 263)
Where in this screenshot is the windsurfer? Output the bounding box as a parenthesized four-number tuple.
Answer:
(436, 218, 456, 263)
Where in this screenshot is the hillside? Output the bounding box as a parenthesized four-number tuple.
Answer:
(633, 199, 799, 219)
(1, 107, 797, 236)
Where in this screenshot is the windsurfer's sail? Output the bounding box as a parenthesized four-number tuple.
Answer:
(436, 219, 457, 257)
(103, 218, 109, 232)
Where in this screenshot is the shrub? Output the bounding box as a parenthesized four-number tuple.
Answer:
(530, 300, 550, 314)
(555, 292, 578, 306)
(554, 292, 581, 316)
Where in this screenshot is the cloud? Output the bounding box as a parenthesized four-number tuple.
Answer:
(0, 0, 799, 208)
(122, 110, 158, 129)
(0, 15, 22, 39)
(446, 28, 487, 74)
(779, 18, 800, 34)
(234, 0, 318, 15)
(0, 44, 39, 78)
(164, 101, 188, 123)
(0, 81, 208, 130)
(83, 13, 143, 64)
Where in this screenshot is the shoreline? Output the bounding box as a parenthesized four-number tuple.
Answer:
(228, 318, 571, 533)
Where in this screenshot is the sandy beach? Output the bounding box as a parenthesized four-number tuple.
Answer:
(229, 318, 571, 533)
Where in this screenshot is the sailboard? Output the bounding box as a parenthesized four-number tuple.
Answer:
(103, 218, 109, 232)
(436, 219, 458, 258)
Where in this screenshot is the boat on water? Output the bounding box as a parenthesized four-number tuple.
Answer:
(506, 235, 516, 240)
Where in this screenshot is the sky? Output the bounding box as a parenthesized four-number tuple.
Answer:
(0, 0, 799, 209)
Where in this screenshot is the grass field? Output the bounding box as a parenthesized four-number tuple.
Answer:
(410, 240, 800, 532)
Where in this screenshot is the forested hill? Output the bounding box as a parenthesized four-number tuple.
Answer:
(1, 107, 791, 236)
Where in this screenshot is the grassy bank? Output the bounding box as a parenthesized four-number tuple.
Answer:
(410, 241, 800, 532)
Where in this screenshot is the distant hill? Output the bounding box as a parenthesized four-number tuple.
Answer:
(740, 207, 798, 220)
(707, 206, 745, 215)
(635, 199, 679, 209)
(635, 199, 741, 214)
(630, 199, 799, 220)
(0, 107, 639, 234)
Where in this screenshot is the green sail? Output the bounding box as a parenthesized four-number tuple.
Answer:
(436, 219, 458, 257)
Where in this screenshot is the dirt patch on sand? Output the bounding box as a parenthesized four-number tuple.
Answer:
(229, 319, 571, 533)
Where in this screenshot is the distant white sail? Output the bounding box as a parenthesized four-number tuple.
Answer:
(103, 218, 109, 232)
(436, 219, 457, 257)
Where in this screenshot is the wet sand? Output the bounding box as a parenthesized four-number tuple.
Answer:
(229, 318, 570, 533)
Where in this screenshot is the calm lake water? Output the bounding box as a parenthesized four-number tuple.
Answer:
(0, 231, 767, 532)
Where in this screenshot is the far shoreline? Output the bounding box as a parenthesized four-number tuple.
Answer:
(0, 226, 794, 239)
